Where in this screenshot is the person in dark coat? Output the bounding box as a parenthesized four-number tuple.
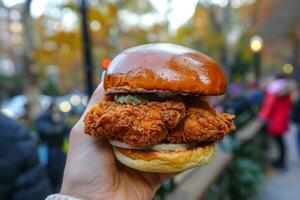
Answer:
(0, 113, 52, 200)
(35, 102, 68, 192)
(292, 95, 300, 156)
(223, 83, 254, 118)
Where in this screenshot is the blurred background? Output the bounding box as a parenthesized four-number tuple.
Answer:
(0, 0, 299, 200)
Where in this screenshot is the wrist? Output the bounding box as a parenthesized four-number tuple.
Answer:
(46, 194, 80, 200)
(60, 181, 154, 200)
(60, 184, 96, 200)
(59, 178, 113, 200)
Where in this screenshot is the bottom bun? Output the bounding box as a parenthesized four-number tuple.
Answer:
(112, 144, 216, 173)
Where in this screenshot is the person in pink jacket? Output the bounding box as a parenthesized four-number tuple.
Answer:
(258, 76, 292, 168)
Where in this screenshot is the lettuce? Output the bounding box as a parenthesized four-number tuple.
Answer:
(114, 95, 149, 105)
(114, 93, 177, 105)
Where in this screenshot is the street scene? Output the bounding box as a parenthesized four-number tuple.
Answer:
(0, 0, 300, 200)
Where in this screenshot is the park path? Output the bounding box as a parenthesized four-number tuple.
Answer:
(255, 125, 300, 200)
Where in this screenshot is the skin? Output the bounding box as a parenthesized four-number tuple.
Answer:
(60, 83, 175, 200)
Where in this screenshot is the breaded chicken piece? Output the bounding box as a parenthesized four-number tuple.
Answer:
(166, 96, 235, 144)
(84, 97, 235, 146)
(167, 107, 235, 143)
(84, 101, 186, 147)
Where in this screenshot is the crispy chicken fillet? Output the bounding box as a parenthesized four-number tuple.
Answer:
(84, 101, 186, 147)
(167, 108, 235, 143)
(167, 97, 236, 143)
(84, 99, 235, 147)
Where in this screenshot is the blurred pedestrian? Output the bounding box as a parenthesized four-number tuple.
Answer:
(35, 101, 69, 192)
(0, 113, 52, 200)
(223, 83, 254, 118)
(258, 75, 292, 169)
(246, 81, 263, 111)
(292, 94, 300, 157)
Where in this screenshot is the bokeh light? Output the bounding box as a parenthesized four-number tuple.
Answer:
(250, 35, 263, 52)
(59, 101, 71, 112)
(102, 58, 111, 69)
(1, 108, 15, 118)
(70, 95, 81, 106)
(90, 20, 101, 32)
(282, 63, 294, 74)
(9, 22, 23, 33)
(81, 96, 88, 106)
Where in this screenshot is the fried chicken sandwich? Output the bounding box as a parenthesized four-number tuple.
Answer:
(84, 43, 235, 173)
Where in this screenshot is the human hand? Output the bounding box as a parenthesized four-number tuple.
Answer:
(60, 83, 175, 200)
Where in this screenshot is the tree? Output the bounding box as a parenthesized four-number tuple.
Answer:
(173, 0, 270, 81)
(257, 0, 300, 74)
(21, 0, 41, 120)
(173, 2, 237, 77)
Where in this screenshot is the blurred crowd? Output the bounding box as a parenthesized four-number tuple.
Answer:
(1, 74, 300, 199)
(213, 74, 300, 170)
(0, 100, 70, 199)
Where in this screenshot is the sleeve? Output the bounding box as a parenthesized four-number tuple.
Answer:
(36, 117, 57, 135)
(12, 126, 53, 200)
(0, 122, 31, 199)
(46, 194, 81, 200)
(0, 142, 19, 199)
(258, 93, 277, 121)
(292, 100, 300, 123)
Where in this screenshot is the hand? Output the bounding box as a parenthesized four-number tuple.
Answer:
(60, 83, 175, 200)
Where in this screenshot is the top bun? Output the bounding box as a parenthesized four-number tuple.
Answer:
(104, 43, 227, 95)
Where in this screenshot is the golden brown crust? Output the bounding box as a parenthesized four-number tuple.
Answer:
(84, 100, 186, 147)
(167, 108, 236, 144)
(84, 100, 235, 146)
(104, 43, 227, 95)
(113, 144, 216, 173)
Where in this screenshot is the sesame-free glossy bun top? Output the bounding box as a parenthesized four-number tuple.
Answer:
(104, 43, 227, 95)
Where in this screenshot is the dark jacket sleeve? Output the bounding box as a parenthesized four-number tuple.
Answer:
(0, 115, 26, 199)
(12, 132, 53, 200)
(35, 113, 57, 136)
(0, 114, 52, 200)
(292, 99, 300, 123)
(0, 140, 20, 199)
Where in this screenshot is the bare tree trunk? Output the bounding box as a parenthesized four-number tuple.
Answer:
(21, 0, 41, 120)
(208, 1, 233, 79)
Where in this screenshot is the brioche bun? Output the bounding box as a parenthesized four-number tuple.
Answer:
(104, 43, 227, 95)
(112, 144, 216, 173)
(101, 43, 226, 173)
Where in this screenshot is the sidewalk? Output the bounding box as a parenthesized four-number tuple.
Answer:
(255, 125, 300, 200)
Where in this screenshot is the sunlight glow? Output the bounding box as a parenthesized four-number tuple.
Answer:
(2, 0, 257, 34)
